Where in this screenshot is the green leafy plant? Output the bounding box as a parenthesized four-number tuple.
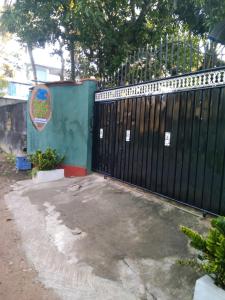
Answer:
(180, 216, 225, 289)
(28, 148, 64, 171)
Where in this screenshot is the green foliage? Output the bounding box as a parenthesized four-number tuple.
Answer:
(1, 0, 224, 80)
(28, 148, 64, 171)
(0, 1, 56, 48)
(180, 217, 225, 289)
(201, 0, 225, 29)
(175, 0, 225, 34)
(76, 0, 179, 77)
(0, 0, 79, 80)
(120, 34, 206, 86)
(76, 0, 224, 78)
(180, 226, 207, 252)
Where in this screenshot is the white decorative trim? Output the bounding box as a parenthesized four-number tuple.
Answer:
(95, 69, 225, 102)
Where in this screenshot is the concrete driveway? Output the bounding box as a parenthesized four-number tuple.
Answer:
(5, 174, 209, 300)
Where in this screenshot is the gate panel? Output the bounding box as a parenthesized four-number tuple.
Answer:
(174, 92, 187, 199)
(179, 91, 195, 203)
(166, 93, 180, 198)
(148, 96, 156, 190)
(161, 93, 174, 195)
(92, 101, 116, 175)
(151, 95, 161, 192)
(93, 70, 225, 215)
(218, 88, 225, 214)
(123, 99, 132, 182)
(210, 88, 225, 214)
(128, 99, 138, 183)
(186, 90, 200, 206)
(120, 99, 128, 181)
(141, 97, 151, 188)
(132, 98, 143, 186)
(195, 89, 211, 208)
(114, 100, 121, 178)
(145, 96, 156, 189)
(156, 94, 167, 194)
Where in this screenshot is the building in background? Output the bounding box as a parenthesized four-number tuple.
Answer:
(0, 36, 62, 104)
(3, 63, 61, 102)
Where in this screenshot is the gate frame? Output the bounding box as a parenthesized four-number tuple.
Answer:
(93, 67, 225, 216)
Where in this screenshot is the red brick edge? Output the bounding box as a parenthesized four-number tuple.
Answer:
(61, 165, 87, 177)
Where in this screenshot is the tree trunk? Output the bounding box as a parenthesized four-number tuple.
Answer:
(59, 41, 65, 81)
(70, 42, 75, 81)
(98, 48, 104, 78)
(27, 44, 37, 84)
(130, 0, 136, 22)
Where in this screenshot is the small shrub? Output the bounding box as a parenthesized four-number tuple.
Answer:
(28, 148, 64, 171)
(180, 216, 225, 289)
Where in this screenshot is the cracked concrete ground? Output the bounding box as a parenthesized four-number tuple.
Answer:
(5, 174, 209, 300)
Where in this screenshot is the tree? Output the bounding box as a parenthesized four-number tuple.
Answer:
(1, 0, 223, 82)
(0, 0, 81, 81)
(51, 39, 66, 81)
(76, 0, 178, 77)
(77, 0, 225, 78)
(49, 0, 79, 81)
(174, 0, 225, 35)
(0, 1, 56, 82)
(1, 0, 181, 80)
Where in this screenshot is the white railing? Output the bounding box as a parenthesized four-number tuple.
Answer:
(95, 68, 225, 102)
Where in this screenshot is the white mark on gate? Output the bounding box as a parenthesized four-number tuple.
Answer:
(126, 130, 131, 142)
(164, 132, 171, 146)
(100, 128, 103, 139)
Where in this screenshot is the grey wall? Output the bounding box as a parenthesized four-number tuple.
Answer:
(0, 97, 24, 107)
(0, 102, 27, 154)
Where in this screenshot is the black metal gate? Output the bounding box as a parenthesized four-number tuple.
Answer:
(92, 68, 225, 215)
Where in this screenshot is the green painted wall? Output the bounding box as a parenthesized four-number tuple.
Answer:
(27, 80, 97, 172)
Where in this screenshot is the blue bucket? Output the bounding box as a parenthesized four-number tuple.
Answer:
(16, 156, 32, 171)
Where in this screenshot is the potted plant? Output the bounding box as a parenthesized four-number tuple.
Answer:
(179, 217, 225, 300)
(29, 148, 65, 183)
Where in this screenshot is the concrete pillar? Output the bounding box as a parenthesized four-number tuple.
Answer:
(27, 79, 97, 176)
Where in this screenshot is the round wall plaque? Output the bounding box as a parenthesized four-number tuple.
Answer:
(29, 85, 52, 131)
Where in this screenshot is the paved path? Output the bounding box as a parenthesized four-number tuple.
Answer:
(5, 173, 209, 300)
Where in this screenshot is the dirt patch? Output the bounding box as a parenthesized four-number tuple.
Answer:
(0, 152, 58, 300)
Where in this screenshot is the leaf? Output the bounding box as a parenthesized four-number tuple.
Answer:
(180, 226, 207, 251)
(180, 217, 225, 288)
(211, 217, 225, 236)
(28, 148, 64, 170)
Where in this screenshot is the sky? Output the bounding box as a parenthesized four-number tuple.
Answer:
(0, 0, 15, 6)
(32, 46, 62, 69)
(2, 37, 63, 71)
